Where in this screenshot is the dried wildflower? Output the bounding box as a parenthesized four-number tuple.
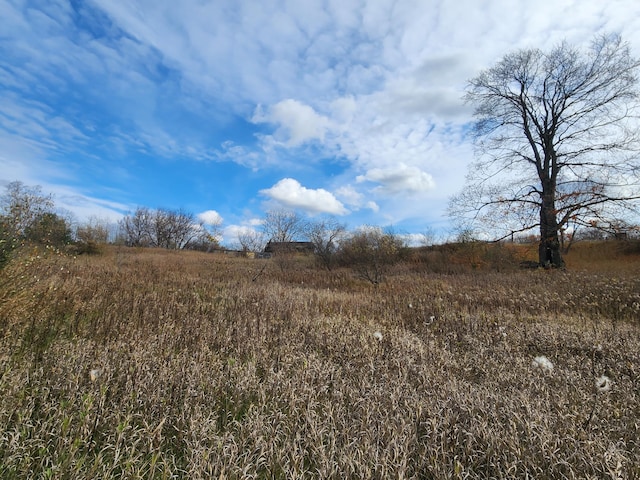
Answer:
(532, 356, 553, 373)
(373, 331, 383, 341)
(595, 375, 612, 393)
(89, 368, 102, 382)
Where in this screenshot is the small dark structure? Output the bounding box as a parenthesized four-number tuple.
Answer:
(264, 241, 315, 255)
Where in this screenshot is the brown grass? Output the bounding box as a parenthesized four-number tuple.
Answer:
(0, 243, 638, 479)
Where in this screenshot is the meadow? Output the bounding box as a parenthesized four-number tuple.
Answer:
(0, 243, 638, 479)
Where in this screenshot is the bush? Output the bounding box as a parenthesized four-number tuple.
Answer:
(0, 222, 18, 268)
(338, 227, 408, 283)
(25, 212, 72, 247)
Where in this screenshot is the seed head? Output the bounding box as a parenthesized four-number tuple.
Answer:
(373, 331, 383, 341)
(595, 375, 612, 393)
(89, 368, 102, 382)
(531, 356, 553, 373)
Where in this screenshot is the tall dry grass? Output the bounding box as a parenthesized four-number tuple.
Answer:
(0, 244, 638, 479)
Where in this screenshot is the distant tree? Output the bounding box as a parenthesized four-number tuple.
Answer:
(119, 207, 153, 247)
(450, 34, 640, 268)
(119, 207, 206, 250)
(0, 181, 54, 238)
(184, 233, 220, 252)
(237, 229, 266, 253)
(418, 227, 437, 247)
(153, 208, 200, 249)
(306, 217, 346, 270)
(338, 227, 407, 284)
(1, 182, 59, 265)
(25, 212, 72, 246)
(76, 216, 111, 244)
(262, 209, 306, 242)
(75, 217, 113, 254)
(194, 211, 223, 252)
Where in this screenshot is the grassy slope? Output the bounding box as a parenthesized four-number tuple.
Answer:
(0, 244, 638, 479)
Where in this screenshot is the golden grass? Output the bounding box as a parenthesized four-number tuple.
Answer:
(0, 244, 638, 479)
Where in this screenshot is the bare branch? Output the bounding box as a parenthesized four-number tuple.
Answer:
(453, 34, 640, 267)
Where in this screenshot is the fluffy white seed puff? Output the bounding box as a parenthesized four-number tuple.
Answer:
(532, 356, 554, 373)
(373, 331, 383, 341)
(595, 375, 612, 393)
(89, 368, 102, 382)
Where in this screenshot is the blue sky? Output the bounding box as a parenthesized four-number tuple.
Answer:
(2, 0, 640, 244)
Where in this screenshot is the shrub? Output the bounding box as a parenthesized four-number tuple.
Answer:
(337, 227, 408, 283)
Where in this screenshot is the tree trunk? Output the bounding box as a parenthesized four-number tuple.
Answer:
(539, 188, 565, 268)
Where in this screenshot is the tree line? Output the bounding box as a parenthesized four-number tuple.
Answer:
(0, 181, 409, 283)
(0, 182, 219, 264)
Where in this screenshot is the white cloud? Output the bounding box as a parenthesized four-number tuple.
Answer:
(222, 224, 254, 242)
(221, 221, 266, 248)
(51, 187, 130, 223)
(4, 0, 640, 233)
(225, 224, 253, 237)
(197, 210, 223, 226)
(357, 164, 436, 195)
(260, 178, 348, 215)
(244, 217, 264, 227)
(366, 200, 380, 212)
(252, 99, 331, 146)
(335, 184, 380, 212)
(335, 184, 364, 206)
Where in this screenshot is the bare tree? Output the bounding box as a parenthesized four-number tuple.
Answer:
(450, 34, 640, 268)
(237, 229, 266, 253)
(196, 212, 223, 251)
(153, 208, 200, 249)
(119, 207, 153, 247)
(119, 207, 203, 249)
(262, 209, 306, 242)
(306, 217, 346, 270)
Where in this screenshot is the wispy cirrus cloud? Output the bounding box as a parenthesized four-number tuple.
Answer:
(2, 0, 640, 233)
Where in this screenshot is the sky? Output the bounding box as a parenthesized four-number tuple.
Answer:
(2, 0, 640, 245)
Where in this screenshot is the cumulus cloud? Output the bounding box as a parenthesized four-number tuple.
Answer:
(252, 99, 331, 146)
(260, 178, 348, 215)
(357, 164, 436, 195)
(197, 210, 223, 225)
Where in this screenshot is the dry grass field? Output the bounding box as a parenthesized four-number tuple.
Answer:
(0, 243, 638, 479)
